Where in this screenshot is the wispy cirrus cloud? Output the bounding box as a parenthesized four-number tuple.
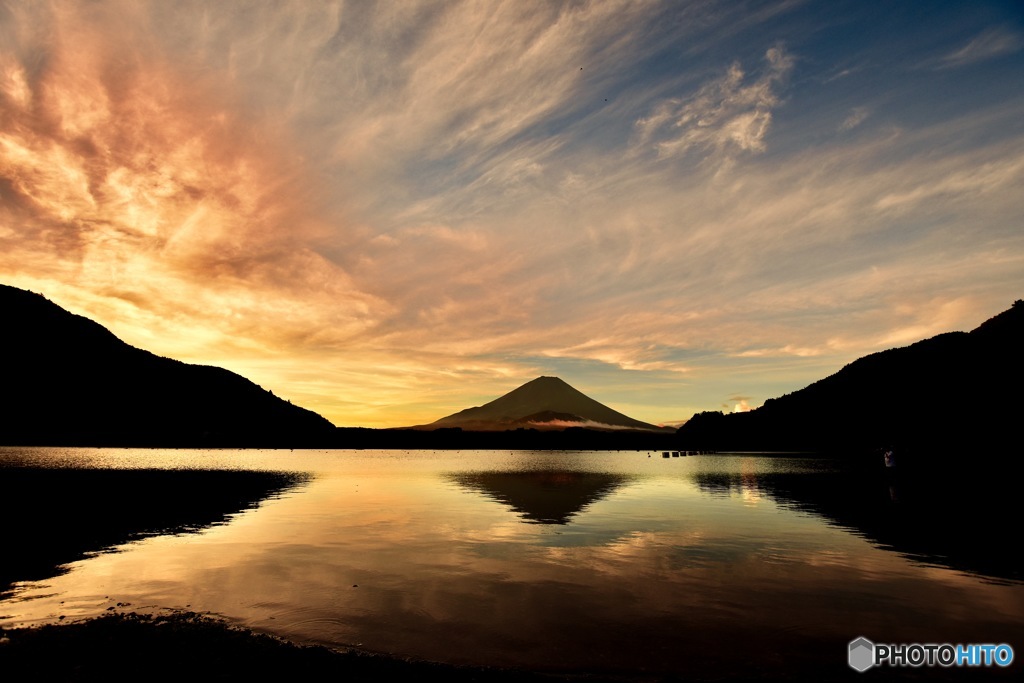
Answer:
(633, 46, 793, 162)
(839, 106, 870, 132)
(938, 26, 1023, 69)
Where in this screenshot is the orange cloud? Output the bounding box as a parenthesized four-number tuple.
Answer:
(3, 8, 304, 271)
(0, 2, 381, 351)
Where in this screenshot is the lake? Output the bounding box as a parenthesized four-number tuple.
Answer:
(1, 447, 1021, 680)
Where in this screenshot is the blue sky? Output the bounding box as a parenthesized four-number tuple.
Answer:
(1, 1, 1022, 426)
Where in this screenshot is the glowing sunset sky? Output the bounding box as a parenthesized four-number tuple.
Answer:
(2, 1, 1022, 428)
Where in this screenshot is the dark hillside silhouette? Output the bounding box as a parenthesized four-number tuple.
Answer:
(677, 301, 1024, 461)
(0, 284, 334, 446)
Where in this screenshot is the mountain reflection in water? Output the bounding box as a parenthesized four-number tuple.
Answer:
(446, 470, 630, 524)
(1, 467, 308, 596)
(695, 465, 1022, 584)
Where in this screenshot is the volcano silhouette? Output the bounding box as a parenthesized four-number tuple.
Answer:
(426, 376, 660, 431)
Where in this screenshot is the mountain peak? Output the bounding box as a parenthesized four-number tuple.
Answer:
(525, 375, 566, 384)
(426, 376, 661, 432)
(524, 376, 573, 387)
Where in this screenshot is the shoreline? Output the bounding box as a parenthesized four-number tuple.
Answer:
(4, 608, 993, 683)
(0, 610, 635, 683)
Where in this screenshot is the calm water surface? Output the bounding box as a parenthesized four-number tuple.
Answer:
(1, 448, 1021, 680)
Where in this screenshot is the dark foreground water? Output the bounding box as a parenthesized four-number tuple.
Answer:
(1, 448, 1021, 680)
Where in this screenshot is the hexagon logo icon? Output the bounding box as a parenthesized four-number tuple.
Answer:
(849, 637, 875, 672)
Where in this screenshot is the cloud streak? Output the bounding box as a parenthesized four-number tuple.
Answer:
(634, 46, 793, 161)
(939, 27, 1023, 69)
(839, 107, 870, 132)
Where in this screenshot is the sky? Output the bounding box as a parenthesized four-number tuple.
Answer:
(1, 0, 1023, 428)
